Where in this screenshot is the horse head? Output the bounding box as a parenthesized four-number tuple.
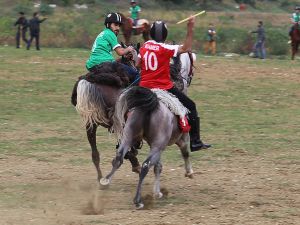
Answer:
(170, 51, 196, 94)
(118, 13, 150, 45)
(120, 42, 140, 68)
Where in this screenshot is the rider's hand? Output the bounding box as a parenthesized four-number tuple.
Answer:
(125, 52, 133, 60)
(126, 46, 134, 54)
(187, 16, 195, 28)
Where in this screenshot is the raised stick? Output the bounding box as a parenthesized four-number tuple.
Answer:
(176, 10, 206, 24)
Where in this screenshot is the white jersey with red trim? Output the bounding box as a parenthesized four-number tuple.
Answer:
(138, 40, 180, 90)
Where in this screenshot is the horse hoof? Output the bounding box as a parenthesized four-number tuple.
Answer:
(154, 192, 163, 199)
(132, 166, 141, 174)
(100, 178, 110, 186)
(135, 203, 144, 210)
(185, 172, 193, 178)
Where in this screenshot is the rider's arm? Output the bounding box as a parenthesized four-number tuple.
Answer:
(135, 57, 141, 68)
(178, 16, 195, 54)
(115, 46, 134, 56)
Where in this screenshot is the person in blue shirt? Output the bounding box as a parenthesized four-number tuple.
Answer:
(250, 21, 266, 59)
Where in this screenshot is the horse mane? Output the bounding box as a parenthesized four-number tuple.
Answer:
(170, 56, 184, 91)
(113, 86, 159, 140)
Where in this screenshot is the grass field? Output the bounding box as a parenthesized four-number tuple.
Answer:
(0, 46, 299, 225)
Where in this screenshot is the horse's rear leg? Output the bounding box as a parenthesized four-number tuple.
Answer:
(177, 135, 193, 178)
(86, 124, 102, 181)
(134, 150, 161, 209)
(153, 162, 163, 198)
(291, 42, 297, 60)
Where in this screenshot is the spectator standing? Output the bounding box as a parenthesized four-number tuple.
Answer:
(129, 0, 141, 27)
(27, 12, 47, 50)
(204, 23, 217, 55)
(250, 21, 266, 59)
(14, 12, 29, 48)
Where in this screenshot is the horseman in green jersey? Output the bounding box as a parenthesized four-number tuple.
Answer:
(289, 6, 300, 40)
(129, 0, 141, 27)
(86, 12, 139, 83)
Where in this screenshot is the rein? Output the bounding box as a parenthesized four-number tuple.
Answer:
(187, 52, 194, 78)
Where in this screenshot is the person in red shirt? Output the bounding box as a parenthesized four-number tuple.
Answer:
(137, 17, 211, 152)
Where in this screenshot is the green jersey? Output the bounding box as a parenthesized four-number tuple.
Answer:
(129, 5, 141, 20)
(292, 13, 300, 23)
(86, 28, 121, 69)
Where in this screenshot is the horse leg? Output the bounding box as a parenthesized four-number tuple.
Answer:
(153, 161, 163, 198)
(291, 41, 297, 60)
(100, 115, 142, 186)
(86, 124, 102, 181)
(177, 134, 193, 178)
(134, 150, 161, 209)
(99, 143, 130, 186)
(124, 146, 141, 173)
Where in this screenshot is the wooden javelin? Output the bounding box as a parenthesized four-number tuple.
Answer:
(176, 10, 206, 24)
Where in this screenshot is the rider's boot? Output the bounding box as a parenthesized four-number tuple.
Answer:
(189, 117, 211, 152)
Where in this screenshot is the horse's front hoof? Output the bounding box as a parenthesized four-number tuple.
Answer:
(135, 202, 144, 210)
(99, 178, 110, 186)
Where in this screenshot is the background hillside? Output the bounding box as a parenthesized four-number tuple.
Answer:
(0, 0, 297, 55)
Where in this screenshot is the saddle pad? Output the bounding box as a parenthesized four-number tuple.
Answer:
(151, 88, 189, 118)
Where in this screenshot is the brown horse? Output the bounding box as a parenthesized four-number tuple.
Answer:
(119, 13, 150, 45)
(291, 23, 300, 60)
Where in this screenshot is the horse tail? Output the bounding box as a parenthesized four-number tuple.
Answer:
(71, 80, 79, 106)
(113, 86, 159, 139)
(75, 79, 110, 128)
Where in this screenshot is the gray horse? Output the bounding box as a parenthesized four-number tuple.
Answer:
(99, 86, 193, 209)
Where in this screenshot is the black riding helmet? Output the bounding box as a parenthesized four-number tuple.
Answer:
(150, 21, 168, 43)
(104, 13, 123, 28)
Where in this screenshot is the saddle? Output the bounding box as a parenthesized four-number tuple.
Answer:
(151, 88, 191, 133)
(130, 18, 149, 31)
